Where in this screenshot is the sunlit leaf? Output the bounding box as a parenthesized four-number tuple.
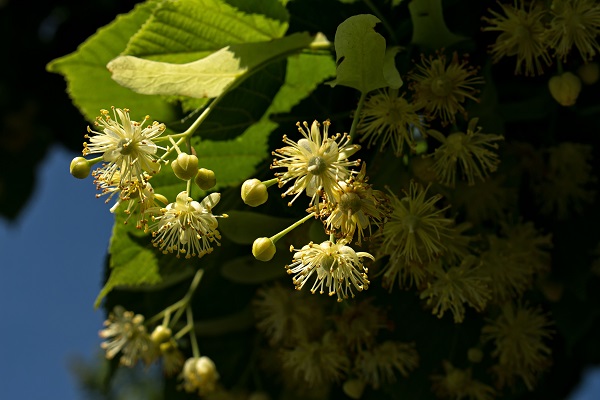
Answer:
(46, 0, 178, 124)
(108, 33, 316, 99)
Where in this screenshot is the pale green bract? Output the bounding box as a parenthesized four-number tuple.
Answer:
(108, 33, 317, 99)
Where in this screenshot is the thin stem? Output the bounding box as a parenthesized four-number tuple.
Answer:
(187, 306, 200, 358)
(174, 323, 192, 340)
(87, 156, 104, 166)
(146, 269, 205, 326)
(262, 178, 279, 188)
(270, 212, 316, 243)
(186, 179, 193, 198)
(349, 91, 368, 140)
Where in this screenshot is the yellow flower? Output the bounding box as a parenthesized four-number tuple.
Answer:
(322, 163, 390, 245)
(379, 182, 454, 266)
(272, 120, 361, 207)
(286, 239, 373, 302)
(99, 306, 157, 367)
(482, 0, 552, 76)
(480, 222, 552, 302)
(427, 118, 504, 188)
(409, 52, 484, 125)
(548, 0, 600, 61)
(419, 256, 491, 323)
(93, 170, 166, 229)
(83, 107, 166, 187)
(252, 282, 324, 346)
(357, 88, 425, 156)
(431, 360, 497, 400)
(332, 298, 388, 351)
(482, 302, 553, 390)
(534, 142, 596, 218)
(355, 341, 419, 389)
(280, 331, 350, 386)
(452, 177, 517, 225)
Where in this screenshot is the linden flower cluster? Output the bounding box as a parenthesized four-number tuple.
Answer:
(72, 107, 225, 259)
(247, 120, 391, 302)
(483, 0, 600, 75)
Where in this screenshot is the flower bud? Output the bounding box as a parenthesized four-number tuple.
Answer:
(467, 347, 483, 363)
(241, 179, 268, 207)
(171, 153, 199, 180)
(252, 237, 276, 261)
(342, 379, 366, 399)
(150, 325, 172, 345)
(577, 62, 599, 85)
(548, 72, 582, 106)
(195, 168, 217, 190)
(70, 157, 90, 179)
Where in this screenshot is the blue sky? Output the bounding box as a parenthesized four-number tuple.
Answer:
(0, 145, 113, 399)
(0, 145, 598, 399)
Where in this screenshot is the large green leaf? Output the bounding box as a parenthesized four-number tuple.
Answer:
(123, 0, 288, 63)
(46, 0, 178, 124)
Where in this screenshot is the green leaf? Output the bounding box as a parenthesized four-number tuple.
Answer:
(95, 213, 162, 307)
(220, 210, 297, 244)
(408, 0, 467, 49)
(327, 14, 401, 94)
(195, 119, 279, 188)
(108, 33, 316, 99)
(95, 209, 219, 307)
(123, 0, 288, 63)
(383, 46, 403, 89)
(268, 52, 336, 115)
(46, 0, 178, 124)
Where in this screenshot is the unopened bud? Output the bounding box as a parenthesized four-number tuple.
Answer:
(342, 379, 366, 399)
(195, 168, 217, 190)
(252, 237, 276, 261)
(548, 72, 582, 106)
(70, 157, 90, 179)
(241, 179, 268, 207)
(171, 153, 199, 180)
(159, 339, 177, 353)
(467, 347, 483, 363)
(150, 326, 172, 345)
(577, 62, 599, 85)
